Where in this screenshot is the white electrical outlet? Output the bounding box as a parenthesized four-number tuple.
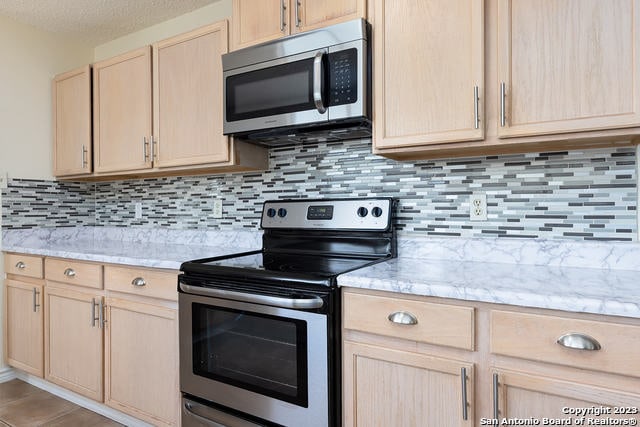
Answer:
(469, 193, 487, 221)
(212, 199, 223, 219)
(0, 172, 8, 189)
(134, 202, 143, 219)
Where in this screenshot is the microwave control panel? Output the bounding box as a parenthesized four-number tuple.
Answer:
(328, 48, 358, 106)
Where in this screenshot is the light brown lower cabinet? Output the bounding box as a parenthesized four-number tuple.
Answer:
(492, 370, 640, 423)
(4, 253, 179, 426)
(343, 341, 474, 427)
(343, 287, 640, 426)
(4, 279, 44, 377)
(105, 297, 178, 426)
(44, 284, 104, 402)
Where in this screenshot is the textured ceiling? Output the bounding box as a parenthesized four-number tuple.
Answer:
(0, 0, 221, 45)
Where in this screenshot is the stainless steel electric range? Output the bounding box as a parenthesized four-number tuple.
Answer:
(178, 198, 396, 427)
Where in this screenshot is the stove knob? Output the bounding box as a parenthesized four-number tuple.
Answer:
(266, 208, 277, 218)
(371, 207, 383, 218)
(357, 207, 368, 217)
(277, 208, 287, 218)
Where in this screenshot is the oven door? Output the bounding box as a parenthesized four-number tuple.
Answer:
(223, 49, 329, 135)
(179, 285, 329, 427)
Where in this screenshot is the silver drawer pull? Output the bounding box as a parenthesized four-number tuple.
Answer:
(15, 261, 26, 269)
(131, 277, 146, 287)
(388, 311, 418, 325)
(63, 268, 76, 277)
(557, 333, 601, 351)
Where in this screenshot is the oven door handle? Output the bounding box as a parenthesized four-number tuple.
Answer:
(180, 283, 324, 309)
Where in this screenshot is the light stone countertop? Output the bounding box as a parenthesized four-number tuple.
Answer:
(3, 228, 639, 318)
(338, 257, 640, 318)
(1, 227, 262, 270)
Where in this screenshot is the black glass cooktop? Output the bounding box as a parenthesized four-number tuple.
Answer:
(201, 252, 378, 277)
(181, 250, 385, 287)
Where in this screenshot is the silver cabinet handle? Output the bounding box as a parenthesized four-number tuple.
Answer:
(280, 0, 287, 31)
(500, 82, 506, 127)
(295, 0, 301, 27)
(151, 135, 157, 161)
(180, 283, 324, 309)
(15, 261, 26, 269)
(143, 136, 150, 161)
(387, 311, 418, 325)
(557, 333, 602, 351)
(313, 51, 327, 114)
(81, 144, 88, 168)
(131, 277, 146, 287)
(473, 86, 480, 129)
(461, 367, 469, 421)
(63, 268, 76, 277)
(99, 299, 106, 329)
(493, 373, 499, 420)
(91, 298, 99, 327)
(32, 287, 40, 312)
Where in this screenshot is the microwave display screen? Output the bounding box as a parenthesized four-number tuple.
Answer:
(226, 58, 315, 122)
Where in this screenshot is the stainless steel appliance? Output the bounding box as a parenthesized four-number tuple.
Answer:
(222, 19, 371, 146)
(179, 198, 395, 426)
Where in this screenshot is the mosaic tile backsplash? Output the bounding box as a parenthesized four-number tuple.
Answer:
(2, 140, 637, 241)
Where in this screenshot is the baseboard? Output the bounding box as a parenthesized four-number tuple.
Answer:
(0, 367, 17, 383)
(14, 371, 154, 427)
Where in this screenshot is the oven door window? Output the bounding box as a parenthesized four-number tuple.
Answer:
(226, 58, 317, 122)
(191, 303, 309, 407)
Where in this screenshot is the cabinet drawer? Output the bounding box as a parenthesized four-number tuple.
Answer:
(104, 265, 177, 301)
(491, 310, 640, 378)
(45, 258, 103, 289)
(343, 291, 475, 351)
(5, 254, 44, 279)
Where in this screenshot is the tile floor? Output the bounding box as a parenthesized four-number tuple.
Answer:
(0, 379, 121, 426)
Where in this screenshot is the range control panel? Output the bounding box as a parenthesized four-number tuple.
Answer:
(261, 198, 393, 230)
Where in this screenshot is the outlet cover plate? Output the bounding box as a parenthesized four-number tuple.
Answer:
(470, 193, 487, 221)
(212, 199, 223, 219)
(0, 172, 8, 189)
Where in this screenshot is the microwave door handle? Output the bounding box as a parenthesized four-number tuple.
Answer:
(313, 51, 327, 114)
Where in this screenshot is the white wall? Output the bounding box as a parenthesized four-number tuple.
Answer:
(94, 0, 231, 61)
(0, 14, 93, 370)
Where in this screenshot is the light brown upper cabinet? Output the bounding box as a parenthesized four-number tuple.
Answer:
(153, 22, 230, 168)
(231, 0, 366, 50)
(93, 47, 153, 174)
(497, 0, 640, 138)
(53, 66, 92, 177)
(88, 21, 267, 178)
(371, 0, 485, 150)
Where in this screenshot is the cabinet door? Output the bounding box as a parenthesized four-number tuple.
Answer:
(53, 66, 92, 176)
(294, 0, 366, 33)
(372, 0, 484, 149)
(153, 22, 230, 168)
(343, 341, 473, 427)
(93, 46, 152, 173)
(5, 280, 43, 377)
(494, 370, 640, 422)
(497, 0, 640, 137)
(232, 0, 287, 50)
(105, 298, 178, 426)
(44, 286, 103, 401)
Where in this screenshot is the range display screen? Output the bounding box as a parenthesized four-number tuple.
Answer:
(307, 205, 334, 220)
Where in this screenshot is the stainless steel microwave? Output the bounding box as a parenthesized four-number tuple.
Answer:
(222, 19, 371, 146)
